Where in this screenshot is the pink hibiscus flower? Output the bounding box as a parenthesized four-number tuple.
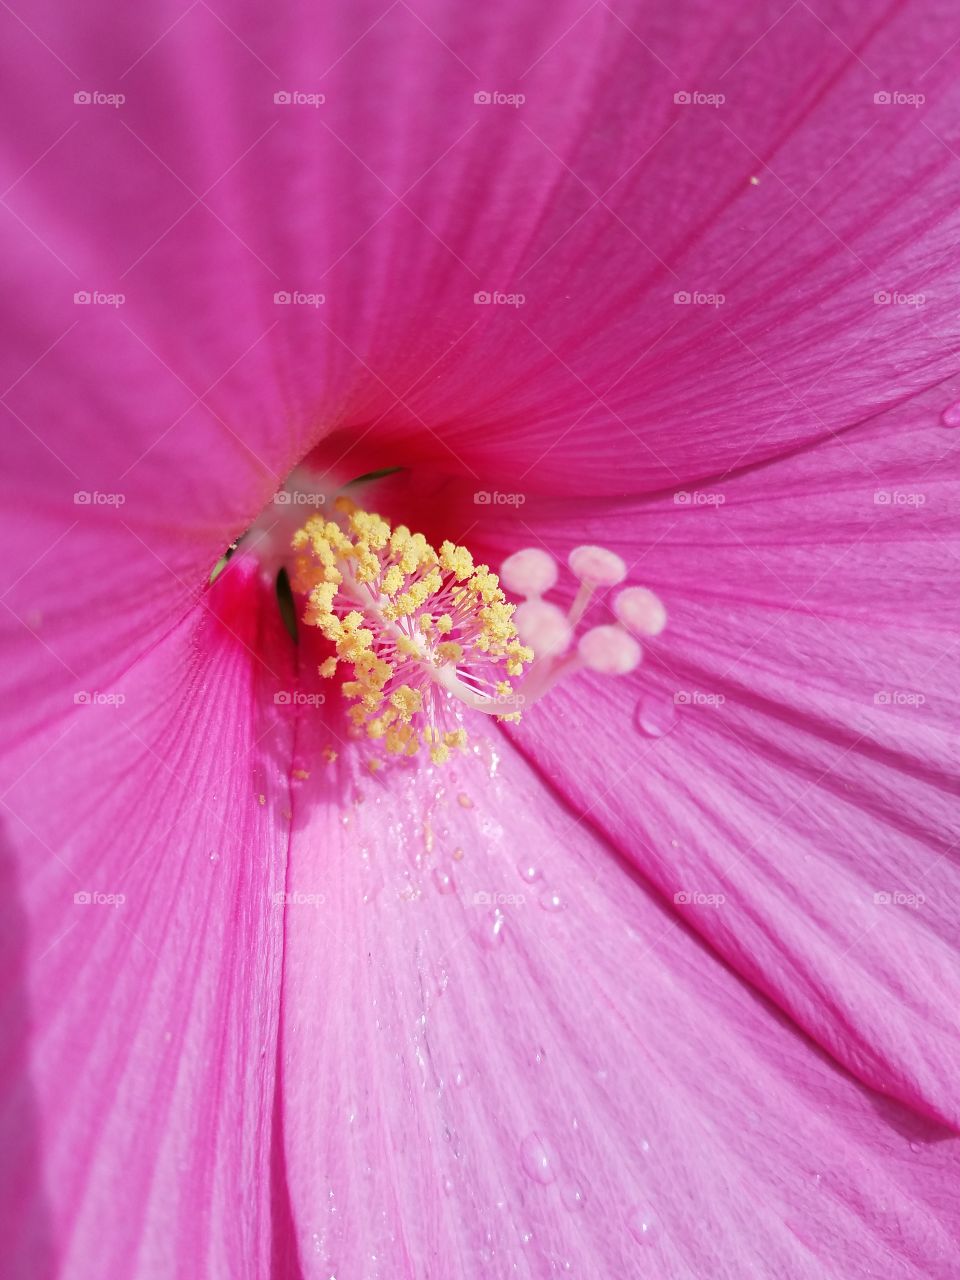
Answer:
(2, 1, 959, 1276)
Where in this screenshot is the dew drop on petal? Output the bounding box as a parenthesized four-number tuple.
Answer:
(517, 859, 542, 884)
(561, 1182, 587, 1211)
(635, 696, 679, 737)
(479, 909, 506, 949)
(539, 888, 565, 913)
(432, 866, 456, 895)
(628, 1206, 658, 1244)
(453, 1063, 469, 1088)
(941, 401, 960, 427)
(520, 1133, 556, 1184)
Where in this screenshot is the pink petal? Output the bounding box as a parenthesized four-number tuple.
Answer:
(278, 681, 960, 1276)
(0, 559, 296, 1276)
(5, 0, 960, 513)
(485, 383, 960, 1129)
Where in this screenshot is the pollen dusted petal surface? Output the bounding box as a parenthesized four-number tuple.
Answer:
(277, 687, 960, 1277)
(0, 560, 297, 1278)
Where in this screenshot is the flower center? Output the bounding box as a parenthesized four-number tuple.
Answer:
(284, 487, 667, 767)
(291, 496, 533, 764)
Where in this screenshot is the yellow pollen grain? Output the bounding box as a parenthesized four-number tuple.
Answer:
(292, 768, 310, 781)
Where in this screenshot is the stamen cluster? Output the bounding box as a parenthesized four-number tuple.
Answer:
(291, 497, 532, 764)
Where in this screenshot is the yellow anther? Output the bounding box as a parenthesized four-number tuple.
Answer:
(390, 685, 422, 721)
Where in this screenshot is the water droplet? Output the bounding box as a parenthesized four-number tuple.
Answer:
(362, 873, 384, 904)
(941, 400, 960, 427)
(539, 888, 565, 913)
(628, 1205, 657, 1244)
(517, 860, 542, 884)
(432, 866, 456, 895)
(452, 1063, 469, 1088)
(479, 909, 506, 949)
(442, 1176, 455, 1196)
(910, 1140, 921, 1153)
(209, 852, 220, 864)
(561, 1181, 587, 1211)
(520, 1132, 556, 1184)
(636, 696, 678, 737)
